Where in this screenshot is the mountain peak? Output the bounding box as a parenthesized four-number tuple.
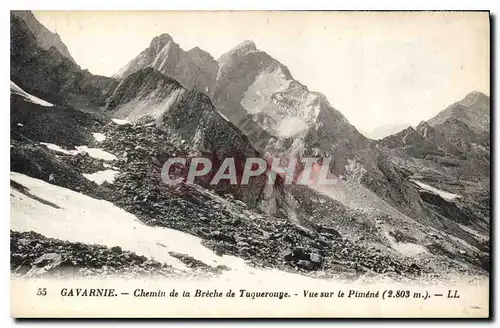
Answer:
(150, 33, 175, 48)
(427, 90, 490, 132)
(466, 90, 488, 98)
(460, 91, 489, 107)
(236, 40, 257, 52)
(403, 126, 416, 132)
(189, 46, 203, 52)
(114, 32, 216, 95)
(416, 120, 430, 129)
(187, 46, 215, 60)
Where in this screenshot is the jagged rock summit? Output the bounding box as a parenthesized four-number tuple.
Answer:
(113, 33, 216, 96)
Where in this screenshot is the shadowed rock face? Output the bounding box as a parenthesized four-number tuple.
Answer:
(10, 14, 117, 108)
(187, 46, 219, 91)
(155, 88, 271, 209)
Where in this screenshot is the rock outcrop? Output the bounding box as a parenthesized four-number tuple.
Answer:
(10, 14, 117, 108)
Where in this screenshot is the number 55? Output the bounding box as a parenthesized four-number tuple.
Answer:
(36, 288, 47, 296)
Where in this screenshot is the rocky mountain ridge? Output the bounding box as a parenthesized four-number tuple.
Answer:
(113, 35, 432, 225)
(12, 11, 77, 64)
(428, 91, 490, 132)
(376, 92, 490, 260)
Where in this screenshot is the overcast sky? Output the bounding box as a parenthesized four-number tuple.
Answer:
(33, 11, 489, 133)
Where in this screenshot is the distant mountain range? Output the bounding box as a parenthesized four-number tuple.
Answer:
(362, 123, 412, 140)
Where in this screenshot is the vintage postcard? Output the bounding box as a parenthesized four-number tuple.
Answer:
(10, 10, 490, 318)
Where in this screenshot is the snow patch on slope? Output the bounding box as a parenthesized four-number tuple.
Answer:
(10, 172, 247, 271)
(40, 142, 78, 155)
(410, 179, 461, 201)
(75, 146, 117, 161)
(40, 142, 117, 161)
(11, 81, 54, 107)
(111, 118, 131, 125)
(92, 133, 106, 142)
(276, 117, 308, 138)
(82, 170, 119, 185)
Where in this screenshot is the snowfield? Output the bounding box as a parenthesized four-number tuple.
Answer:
(9, 172, 317, 283)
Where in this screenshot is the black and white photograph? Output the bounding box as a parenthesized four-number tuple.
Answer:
(9, 10, 491, 318)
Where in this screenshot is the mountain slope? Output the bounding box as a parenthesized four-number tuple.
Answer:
(111, 37, 437, 224)
(377, 92, 490, 252)
(428, 91, 490, 132)
(11, 11, 77, 64)
(10, 14, 117, 108)
(379, 92, 491, 180)
(212, 41, 434, 222)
